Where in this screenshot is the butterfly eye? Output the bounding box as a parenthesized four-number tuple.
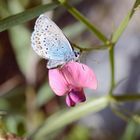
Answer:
(74, 51, 80, 57)
(77, 52, 80, 55)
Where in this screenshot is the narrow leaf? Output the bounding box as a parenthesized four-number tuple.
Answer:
(36, 82, 54, 107)
(29, 96, 109, 140)
(0, 2, 58, 32)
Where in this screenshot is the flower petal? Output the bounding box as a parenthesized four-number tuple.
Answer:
(66, 94, 75, 107)
(69, 89, 86, 103)
(49, 69, 69, 96)
(62, 62, 97, 89)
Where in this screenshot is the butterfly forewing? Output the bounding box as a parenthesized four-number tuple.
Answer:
(31, 14, 75, 62)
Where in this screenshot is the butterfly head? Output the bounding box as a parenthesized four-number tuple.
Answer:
(74, 50, 80, 61)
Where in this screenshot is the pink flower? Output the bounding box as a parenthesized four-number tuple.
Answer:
(49, 61, 97, 107)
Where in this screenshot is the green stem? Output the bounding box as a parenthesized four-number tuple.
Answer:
(28, 96, 109, 140)
(112, 94, 140, 102)
(109, 0, 140, 96)
(112, 0, 140, 43)
(58, 0, 109, 44)
(109, 45, 115, 95)
(0, 2, 58, 32)
(111, 107, 130, 122)
(71, 43, 109, 52)
(111, 103, 140, 124)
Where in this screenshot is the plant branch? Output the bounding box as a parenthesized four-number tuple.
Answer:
(71, 43, 109, 52)
(58, 0, 109, 44)
(112, 94, 140, 102)
(112, 0, 140, 43)
(109, 45, 115, 95)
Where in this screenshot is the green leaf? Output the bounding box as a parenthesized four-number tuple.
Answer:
(0, 2, 58, 32)
(8, 25, 33, 75)
(121, 120, 140, 140)
(0, 0, 9, 17)
(5, 116, 18, 134)
(134, 0, 140, 9)
(29, 96, 109, 140)
(0, 99, 10, 110)
(5, 115, 25, 134)
(67, 125, 90, 140)
(7, 0, 38, 76)
(36, 82, 54, 107)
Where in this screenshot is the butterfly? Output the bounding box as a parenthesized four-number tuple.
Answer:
(31, 14, 80, 69)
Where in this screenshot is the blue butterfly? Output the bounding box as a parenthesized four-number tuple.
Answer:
(31, 14, 80, 69)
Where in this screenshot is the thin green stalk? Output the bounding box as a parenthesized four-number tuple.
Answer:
(111, 107, 130, 122)
(111, 104, 140, 124)
(109, 0, 140, 95)
(71, 43, 109, 52)
(112, 94, 140, 102)
(109, 46, 115, 95)
(110, 94, 140, 123)
(0, 2, 58, 32)
(112, 0, 140, 43)
(58, 0, 109, 44)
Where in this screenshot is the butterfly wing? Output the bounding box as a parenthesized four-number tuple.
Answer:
(47, 59, 66, 69)
(31, 14, 75, 61)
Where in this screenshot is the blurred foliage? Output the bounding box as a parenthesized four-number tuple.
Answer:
(0, 0, 140, 140)
(121, 120, 140, 140)
(36, 81, 54, 107)
(65, 125, 90, 140)
(29, 97, 108, 140)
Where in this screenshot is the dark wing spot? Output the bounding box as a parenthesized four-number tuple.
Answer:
(82, 65, 86, 71)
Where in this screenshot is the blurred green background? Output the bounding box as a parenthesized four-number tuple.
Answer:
(0, 0, 140, 140)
